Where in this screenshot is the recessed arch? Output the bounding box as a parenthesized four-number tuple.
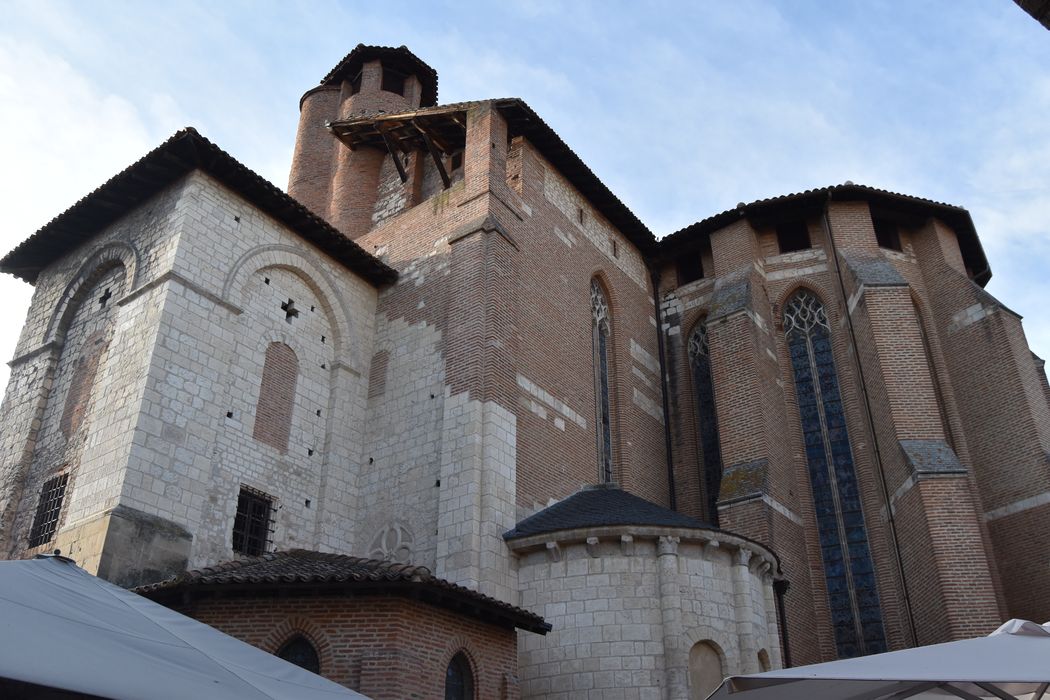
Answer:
(45, 241, 138, 345)
(688, 639, 725, 700)
(222, 244, 355, 364)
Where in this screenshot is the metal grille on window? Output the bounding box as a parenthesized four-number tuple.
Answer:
(277, 635, 320, 675)
(688, 321, 723, 526)
(591, 279, 613, 483)
(784, 290, 887, 658)
(232, 486, 273, 556)
(445, 652, 475, 700)
(28, 473, 69, 548)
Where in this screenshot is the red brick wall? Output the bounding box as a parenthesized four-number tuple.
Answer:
(176, 595, 520, 699)
(253, 342, 299, 453)
(60, 331, 108, 439)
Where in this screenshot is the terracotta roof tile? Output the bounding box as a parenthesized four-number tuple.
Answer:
(135, 549, 549, 634)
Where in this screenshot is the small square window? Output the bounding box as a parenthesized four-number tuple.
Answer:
(776, 220, 812, 253)
(677, 254, 704, 286)
(873, 218, 902, 251)
(232, 486, 273, 556)
(29, 474, 69, 548)
(449, 151, 463, 171)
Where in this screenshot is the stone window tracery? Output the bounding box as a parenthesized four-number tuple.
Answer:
(591, 279, 613, 483)
(784, 289, 886, 658)
(688, 320, 723, 525)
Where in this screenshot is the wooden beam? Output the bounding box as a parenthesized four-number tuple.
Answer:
(411, 117, 452, 153)
(420, 131, 450, 189)
(376, 124, 409, 183)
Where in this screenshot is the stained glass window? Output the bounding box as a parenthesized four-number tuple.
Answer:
(591, 279, 613, 483)
(277, 635, 320, 674)
(445, 652, 475, 700)
(688, 320, 723, 525)
(784, 290, 886, 657)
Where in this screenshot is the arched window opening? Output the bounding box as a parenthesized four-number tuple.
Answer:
(253, 342, 299, 453)
(688, 641, 723, 700)
(591, 279, 614, 483)
(688, 320, 723, 525)
(784, 290, 886, 658)
(277, 635, 320, 675)
(444, 652, 475, 700)
(757, 649, 771, 672)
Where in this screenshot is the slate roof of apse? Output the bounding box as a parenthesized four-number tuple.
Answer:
(503, 485, 714, 540)
(328, 98, 657, 256)
(320, 44, 439, 107)
(135, 549, 550, 634)
(0, 128, 398, 287)
(660, 182, 992, 286)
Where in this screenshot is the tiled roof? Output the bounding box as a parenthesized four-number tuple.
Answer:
(135, 549, 549, 634)
(504, 484, 714, 540)
(660, 182, 991, 286)
(328, 98, 657, 257)
(320, 44, 439, 107)
(0, 128, 398, 286)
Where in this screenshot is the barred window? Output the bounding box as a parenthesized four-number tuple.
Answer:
(591, 279, 614, 483)
(277, 635, 320, 674)
(232, 486, 273, 556)
(784, 289, 886, 658)
(29, 474, 69, 548)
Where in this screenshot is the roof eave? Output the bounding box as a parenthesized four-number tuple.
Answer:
(0, 129, 398, 287)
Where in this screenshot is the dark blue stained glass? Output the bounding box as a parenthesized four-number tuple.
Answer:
(597, 325, 612, 482)
(834, 625, 856, 647)
(859, 605, 883, 625)
(826, 575, 850, 595)
(830, 606, 854, 628)
(850, 556, 873, 575)
(689, 326, 724, 526)
(865, 639, 888, 655)
(785, 290, 886, 659)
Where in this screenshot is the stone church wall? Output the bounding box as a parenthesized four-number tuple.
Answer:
(513, 527, 779, 700)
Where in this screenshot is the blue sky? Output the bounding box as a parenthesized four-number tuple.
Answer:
(1, 0, 1048, 391)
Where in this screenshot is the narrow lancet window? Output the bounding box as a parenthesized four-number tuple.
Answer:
(591, 279, 614, 483)
(784, 290, 886, 658)
(688, 320, 723, 525)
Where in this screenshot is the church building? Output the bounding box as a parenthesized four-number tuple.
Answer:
(1, 45, 1048, 700)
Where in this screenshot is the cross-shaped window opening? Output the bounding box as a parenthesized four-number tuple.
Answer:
(99, 288, 112, 308)
(280, 299, 299, 323)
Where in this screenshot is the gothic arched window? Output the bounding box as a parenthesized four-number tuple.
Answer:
(784, 290, 886, 658)
(277, 635, 320, 675)
(444, 652, 475, 700)
(688, 320, 723, 525)
(591, 279, 614, 483)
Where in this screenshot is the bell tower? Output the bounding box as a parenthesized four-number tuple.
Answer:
(287, 45, 439, 240)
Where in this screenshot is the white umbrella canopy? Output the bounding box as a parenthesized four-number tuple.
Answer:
(0, 554, 368, 700)
(709, 619, 1050, 700)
